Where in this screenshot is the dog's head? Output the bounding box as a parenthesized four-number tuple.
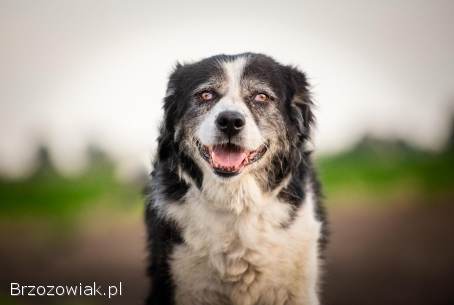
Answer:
(158, 53, 313, 188)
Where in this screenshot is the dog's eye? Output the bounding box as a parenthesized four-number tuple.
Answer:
(199, 91, 215, 102)
(254, 93, 269, 103)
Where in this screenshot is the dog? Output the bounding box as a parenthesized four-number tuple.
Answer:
(145, 53, 327, 305)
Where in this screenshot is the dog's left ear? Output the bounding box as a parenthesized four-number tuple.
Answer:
(282, 65, 314, 139)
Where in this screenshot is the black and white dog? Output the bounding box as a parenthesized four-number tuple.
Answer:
(145, 53, 327, 305)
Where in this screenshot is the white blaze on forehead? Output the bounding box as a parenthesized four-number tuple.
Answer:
(196, 56, 265, 151)
(221, 56, 249, 100)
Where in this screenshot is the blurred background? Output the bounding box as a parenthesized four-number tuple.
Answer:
(0, 0, 453, 304)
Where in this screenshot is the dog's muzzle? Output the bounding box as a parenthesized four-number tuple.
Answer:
(196, 140, 268, 178)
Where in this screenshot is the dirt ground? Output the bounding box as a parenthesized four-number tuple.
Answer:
(323, 201, 454, 305)
(1, 200, 453, 305)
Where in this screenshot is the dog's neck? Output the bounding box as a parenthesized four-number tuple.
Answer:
(188, 170, 292, 215)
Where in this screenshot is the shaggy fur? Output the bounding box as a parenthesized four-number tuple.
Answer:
(145, 53, 327, 305)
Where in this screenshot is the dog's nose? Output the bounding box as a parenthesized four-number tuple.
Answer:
(216, 111, 245, 137)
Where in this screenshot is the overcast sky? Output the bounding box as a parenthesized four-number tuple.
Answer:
(1, 0, 453, 178)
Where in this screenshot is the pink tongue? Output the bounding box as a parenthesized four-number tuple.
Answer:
(212, 146, 247, 168)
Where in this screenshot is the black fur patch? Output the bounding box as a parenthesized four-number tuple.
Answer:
(178, 152, 203, 189)
(153, 164, 190, 202)
(309, 166, 329, 252)
(277, 158, 307, 227)
(145, 205, 183, 305)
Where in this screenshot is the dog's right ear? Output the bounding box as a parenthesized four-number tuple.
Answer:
(164, 62, 183, 98)
(162, 62, 185, 131)
(157, 62, 185, 162)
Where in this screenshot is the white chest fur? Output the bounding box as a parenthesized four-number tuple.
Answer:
(161, 176, 321, 305)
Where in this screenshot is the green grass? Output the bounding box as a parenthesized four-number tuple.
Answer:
(316, 143, 454, 202)
(0, 150, 143, 220)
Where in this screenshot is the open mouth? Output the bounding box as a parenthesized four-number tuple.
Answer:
(196, 140, 268, 177)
